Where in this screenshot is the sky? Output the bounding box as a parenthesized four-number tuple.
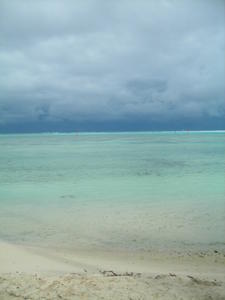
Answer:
(0, 0, 224, 132)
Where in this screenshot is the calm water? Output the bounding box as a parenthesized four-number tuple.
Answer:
(0, 132, 224, 252)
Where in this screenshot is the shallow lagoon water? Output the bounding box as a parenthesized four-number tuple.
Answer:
(0, 132, 224, 252)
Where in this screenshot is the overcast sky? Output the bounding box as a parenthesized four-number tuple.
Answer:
(0, 0, 224, 132)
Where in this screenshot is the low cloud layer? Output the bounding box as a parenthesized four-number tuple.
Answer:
(0, 0, 224, 131)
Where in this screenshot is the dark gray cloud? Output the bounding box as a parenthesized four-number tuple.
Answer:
(0, 0, 224, 131)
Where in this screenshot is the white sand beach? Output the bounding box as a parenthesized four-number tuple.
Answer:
(1, 240, 225, 299)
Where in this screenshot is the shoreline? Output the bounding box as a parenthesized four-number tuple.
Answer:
(1, 240, 225, 299)
(1, 240, 225, 276)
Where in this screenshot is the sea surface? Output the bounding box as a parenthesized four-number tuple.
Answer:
(0, 131, 224, 252)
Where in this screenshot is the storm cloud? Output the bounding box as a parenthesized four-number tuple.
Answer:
(0, 0, 224, 132)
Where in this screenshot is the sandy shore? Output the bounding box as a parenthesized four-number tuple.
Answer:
(0, 241, 225, 299)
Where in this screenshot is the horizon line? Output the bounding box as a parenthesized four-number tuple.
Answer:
(0, 129, 225, 136)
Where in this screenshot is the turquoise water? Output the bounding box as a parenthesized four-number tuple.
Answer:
(0, 132, 224, 251)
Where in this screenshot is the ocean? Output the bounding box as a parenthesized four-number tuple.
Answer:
(0, 131, 224, 252)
